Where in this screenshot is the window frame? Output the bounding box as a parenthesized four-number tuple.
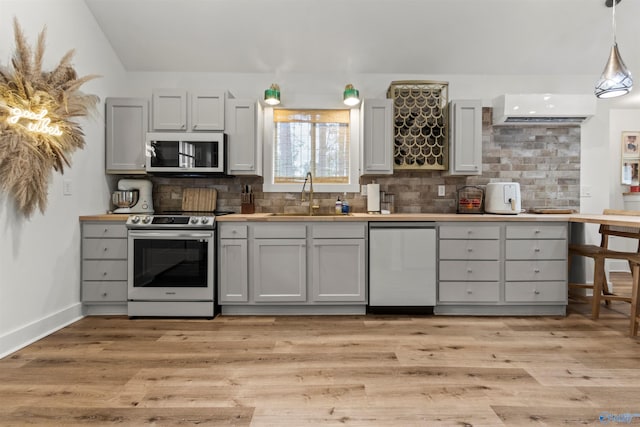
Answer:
(263, 102, 360, 193)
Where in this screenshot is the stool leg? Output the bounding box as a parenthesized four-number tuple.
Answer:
(630, 263, 640, 336)
(592, 257, 605, 320)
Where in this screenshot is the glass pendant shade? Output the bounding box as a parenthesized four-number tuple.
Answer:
(264, 84, 281, 105)
(343, 84, 360, 106)
(595, 43, 633, 98)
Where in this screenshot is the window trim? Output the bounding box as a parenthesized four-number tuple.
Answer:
(263, 105, 360, 193)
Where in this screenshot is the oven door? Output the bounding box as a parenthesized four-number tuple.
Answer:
(128, 230, 214, 301)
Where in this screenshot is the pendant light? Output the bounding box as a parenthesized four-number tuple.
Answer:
(595, 0, 633, 98)
(343, 84, 361, 106)
(264, 84, 281, 106)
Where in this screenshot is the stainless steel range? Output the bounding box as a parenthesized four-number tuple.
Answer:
(126, 213, 217, 317)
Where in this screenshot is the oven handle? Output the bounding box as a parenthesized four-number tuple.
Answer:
(128, 231, 213, 239)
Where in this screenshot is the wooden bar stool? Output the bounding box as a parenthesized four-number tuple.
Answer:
(568, 209, 640, 336)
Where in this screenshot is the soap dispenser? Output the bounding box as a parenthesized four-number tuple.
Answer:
(341, 192, 350, 214)
(335, 196, 342, 214)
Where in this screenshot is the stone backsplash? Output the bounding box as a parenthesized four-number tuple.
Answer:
(150, 108, 581, 214)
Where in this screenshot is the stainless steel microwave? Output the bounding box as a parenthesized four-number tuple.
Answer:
(146, 132, 226, 174)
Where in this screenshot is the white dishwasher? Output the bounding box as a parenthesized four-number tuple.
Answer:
(369, 222, 437, 311)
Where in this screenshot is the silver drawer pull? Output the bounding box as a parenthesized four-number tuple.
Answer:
(467, 290, 473, 294)
(467, 248, 473, 252)
(467, 269, 472, 273)
(534, 268, 540, 273)
(102, 292, 108, 297)
(534, 248, 541, 252)
(534, 290, 540, 295)
(103, 247, 108, 251)
(102, 272, 108, 276)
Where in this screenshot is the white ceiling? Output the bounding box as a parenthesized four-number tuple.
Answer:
(84, 0, 639, 77)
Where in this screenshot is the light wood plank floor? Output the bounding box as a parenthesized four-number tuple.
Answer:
(1, 274, 639, 426)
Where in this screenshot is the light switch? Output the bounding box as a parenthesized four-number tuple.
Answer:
(63, 179, 72, 196)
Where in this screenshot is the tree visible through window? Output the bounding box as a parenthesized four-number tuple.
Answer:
(273, 109, 350, 184)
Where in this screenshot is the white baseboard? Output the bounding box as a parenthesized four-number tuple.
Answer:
(0, 303, 84, 359)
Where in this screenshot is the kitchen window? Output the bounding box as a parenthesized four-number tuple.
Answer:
(263, 106, 360, 193)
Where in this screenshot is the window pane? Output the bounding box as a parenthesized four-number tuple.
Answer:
(274, 109, 350, 184)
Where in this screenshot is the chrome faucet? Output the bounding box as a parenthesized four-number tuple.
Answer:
(300, 171, 320, 215)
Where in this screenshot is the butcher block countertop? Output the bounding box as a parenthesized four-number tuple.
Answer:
(79, 212, 640, 227)
(216, 212, 574, 222)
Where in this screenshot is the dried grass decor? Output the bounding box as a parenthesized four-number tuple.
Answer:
(0, 18, 100, 217)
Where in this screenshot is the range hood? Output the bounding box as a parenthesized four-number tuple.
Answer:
(492, 94, 596, 125)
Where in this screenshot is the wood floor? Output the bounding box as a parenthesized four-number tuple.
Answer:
(1, 274, 639, 426)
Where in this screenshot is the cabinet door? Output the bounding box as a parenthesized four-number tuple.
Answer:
(448, 99, 482, 175)
(311, 239, 366, 302)
(152, 89, 187, 130)
(219, 239, 249, 302)
(253, 239, 306, 302)
(105, 98, 148, 173)
(362, 99, 393, 175)
(191, 91, 225, 131)
(225, 99, 261, 175)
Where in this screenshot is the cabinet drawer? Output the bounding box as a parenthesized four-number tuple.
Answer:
(505, 260, 567, 281)
(438, 282, 500, 303)
(439, 225, 500, 240)
(505, 281, 567, 303)
(439, 240, 500, 260)
(312, 223, 366, 239)
(439, 260, 500, 281)
(254, 224, 306, 239)
(505, 240, 566, 260)
(506, 224, 567, 239)
(82, 260, 128, 281)
(219, 224, 248, 239)
(82, 281, 127, 302)
(83, 223, 127, 238)
(83, 238, 127, 259)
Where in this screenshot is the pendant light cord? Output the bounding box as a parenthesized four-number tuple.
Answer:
(612, 0, 617, 45)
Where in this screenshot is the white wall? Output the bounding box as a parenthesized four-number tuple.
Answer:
(0, 0, 126, 357)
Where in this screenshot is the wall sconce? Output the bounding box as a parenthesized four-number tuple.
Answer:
(595, 0, 633, 98)
(264, 83, 281, 105)
(343, 84, 361, 106)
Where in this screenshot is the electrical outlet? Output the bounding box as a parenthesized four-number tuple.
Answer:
(438, 185, 446, 197)
(63, 179, 72, 196)
(361, 184, 367, 196)
(580, 185, 592, 198)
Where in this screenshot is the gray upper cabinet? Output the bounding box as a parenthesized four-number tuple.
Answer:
(105, 97, 148, 174)
(225, 99, 262, 176)
(191, 91, 225, 131)
(361, 98, 393, 175)
(448, 99, 482, 175)
(152, 89, 226, 131)
(152, 89, 188, 130)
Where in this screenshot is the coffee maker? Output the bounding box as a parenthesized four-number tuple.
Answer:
(112, 179, 154, 213)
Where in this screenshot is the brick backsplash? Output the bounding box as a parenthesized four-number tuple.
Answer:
(151, 108, 581, 214)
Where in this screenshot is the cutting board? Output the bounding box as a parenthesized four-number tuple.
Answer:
(181, 188, 217, 212)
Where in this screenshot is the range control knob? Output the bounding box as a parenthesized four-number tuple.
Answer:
(201, 217, 210, 224)
(142, 216, 152, 224)
(190, 217, 199, 225)
(131, 215, 140, 224)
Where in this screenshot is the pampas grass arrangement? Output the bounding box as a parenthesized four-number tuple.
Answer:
(0, 18, 99, 217)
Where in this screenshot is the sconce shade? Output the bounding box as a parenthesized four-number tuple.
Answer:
(343, 84, 360, 106)
(595, 43, 633, 98)
(264, 84, 281, 105)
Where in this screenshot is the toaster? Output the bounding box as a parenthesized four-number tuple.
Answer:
(485, 182, 521, 214)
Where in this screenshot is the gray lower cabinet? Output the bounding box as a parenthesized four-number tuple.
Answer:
(218, 224, 249, 302)
(218, 221, 366, 314)
(436, 221, 568, 315)
(81, 221, 128, 314)
(311, 223, 366, 302)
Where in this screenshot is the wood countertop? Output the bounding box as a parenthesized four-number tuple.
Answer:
(80, 212, 640, 226)
(215, 212, 574, 222)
